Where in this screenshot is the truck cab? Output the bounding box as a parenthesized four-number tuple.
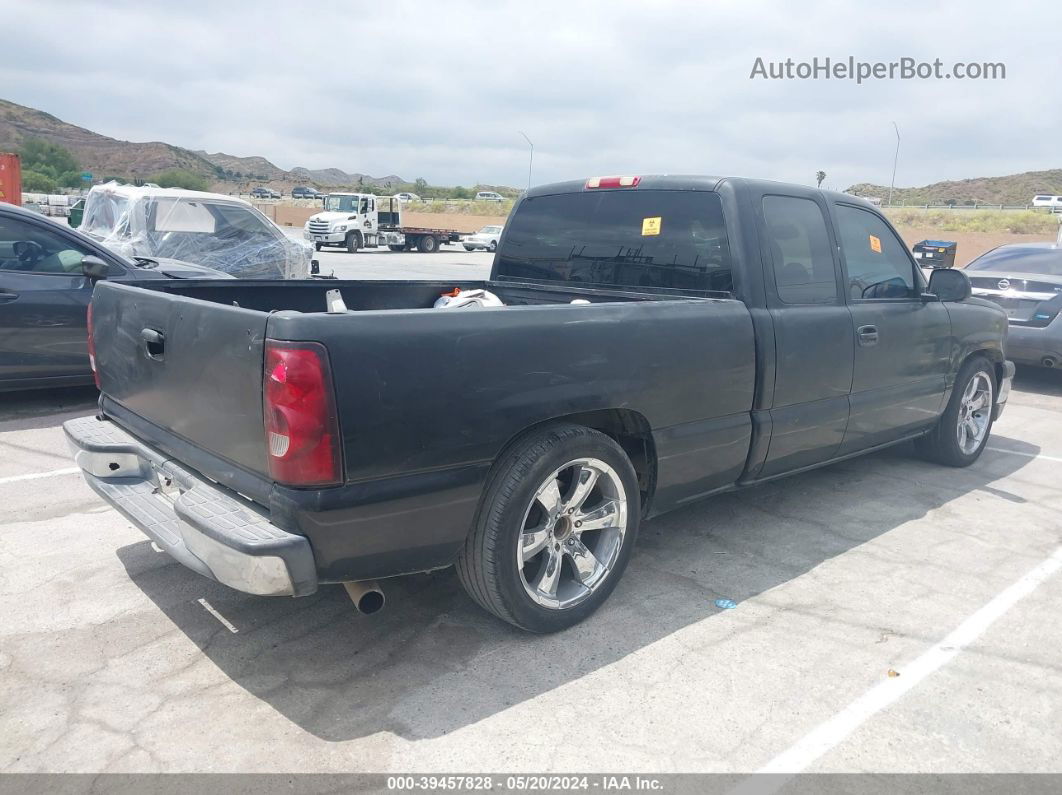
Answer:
(305, 193, 387, 252)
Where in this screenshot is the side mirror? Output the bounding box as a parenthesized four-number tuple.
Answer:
(927, 268, 972, 302)
(81, 255, 111, 281)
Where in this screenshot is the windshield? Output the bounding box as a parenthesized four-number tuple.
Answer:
(480, 226, 501, 234)
(324, 195, 358, 212)
(967, 246, 1062, 276)
(495, 189, 733, 294)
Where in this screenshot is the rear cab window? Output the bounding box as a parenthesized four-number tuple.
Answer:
(495, 189, 734, 295)
(762, 195, 838, 304)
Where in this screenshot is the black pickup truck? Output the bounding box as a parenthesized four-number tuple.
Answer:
(66, 175, 1014, 632)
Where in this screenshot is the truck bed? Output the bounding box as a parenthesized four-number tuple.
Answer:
(89, 277, 756, 580)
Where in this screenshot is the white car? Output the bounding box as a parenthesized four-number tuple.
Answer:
(1031, 195, 1062, 211)
(395, 192, 420, 202)
(463, 225, 503, 252)
(475, 191, 504, 202)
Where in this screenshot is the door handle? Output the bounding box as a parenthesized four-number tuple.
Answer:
(0, 290, 18, 302)
(140, 327, 165, 360)
(857, 324, 879, 346)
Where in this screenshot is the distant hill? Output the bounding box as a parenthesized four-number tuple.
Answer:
(0, 98, 219, 181)
(847, 169, 1062, 206)
(0, 98, 404, 191)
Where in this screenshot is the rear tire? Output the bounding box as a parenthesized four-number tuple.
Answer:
(915, 355, 996, 467)
(456, 424, 640, 633)
(417, 235, 439, 253)
(345, 231, 361, 253)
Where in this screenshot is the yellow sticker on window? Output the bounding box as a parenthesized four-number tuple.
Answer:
(869, 234, 882, 253)
(642, 216, 662, 236)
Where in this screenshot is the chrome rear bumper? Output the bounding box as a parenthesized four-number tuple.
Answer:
(63, 415, 317, 597)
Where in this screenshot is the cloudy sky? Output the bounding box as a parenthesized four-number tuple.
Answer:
(3, 0, 1059, 190)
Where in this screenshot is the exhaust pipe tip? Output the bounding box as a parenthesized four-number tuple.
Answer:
(343, 581, 385, 615)
(1042, 357, 1057, 368)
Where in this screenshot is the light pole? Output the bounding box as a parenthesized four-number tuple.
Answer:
(888, 121, 900, 207)
(518, 131, 533, 191)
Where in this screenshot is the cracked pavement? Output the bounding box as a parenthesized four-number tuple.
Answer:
(1, 366, 1061, 774)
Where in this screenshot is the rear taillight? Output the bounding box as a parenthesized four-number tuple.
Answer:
(86, 303, 100, 389)
(585, 175, 641, 189)
(263, 340, 342, 487)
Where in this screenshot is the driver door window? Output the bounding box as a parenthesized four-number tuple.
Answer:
(0, 216, 91, 274)
(834, 205, 916, 300)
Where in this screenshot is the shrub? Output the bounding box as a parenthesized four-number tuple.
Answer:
(151, 169, 210, 191)
(21, 169, 57, 192)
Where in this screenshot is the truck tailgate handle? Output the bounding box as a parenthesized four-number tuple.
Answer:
(857, 324, 879, 346)
(140, 327, 166, 360)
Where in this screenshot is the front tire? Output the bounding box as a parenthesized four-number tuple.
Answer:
(314, 242, 323, 251)
(388, 244, 405, 252)
(915, 355, 996, 467)
(489, 240, 497, 252)
(456, 424, 640, 633)
(345, 231, 361, 253)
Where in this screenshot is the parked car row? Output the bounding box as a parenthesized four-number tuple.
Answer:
(251, 186, 323, 200)
(250, 188, 507, 202)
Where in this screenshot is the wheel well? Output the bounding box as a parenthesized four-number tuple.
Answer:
(498, 409, 657, 515)
(963, 349, 1004, 386)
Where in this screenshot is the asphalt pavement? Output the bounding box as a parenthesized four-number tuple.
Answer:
(1, 340, 1061, 777)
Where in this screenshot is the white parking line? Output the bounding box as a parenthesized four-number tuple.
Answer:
(0, 467, 79, 486)
(735, 545, 1062, 788)
(987, 447, 1062, 464)
(197, 598, 239, 633)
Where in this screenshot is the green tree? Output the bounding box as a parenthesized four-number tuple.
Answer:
(414, 177, 429, 194)
(18, 138, 80, 177)
(21, 170, 57, 193)
(59, 170, 84, 189)
(151, 169, 209, 191)
(816, 170, 826, 188)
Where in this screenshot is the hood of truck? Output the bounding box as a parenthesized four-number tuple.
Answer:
(307, 211, 357, 225)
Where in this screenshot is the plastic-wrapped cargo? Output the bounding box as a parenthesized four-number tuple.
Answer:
(80, 183, 311, 279)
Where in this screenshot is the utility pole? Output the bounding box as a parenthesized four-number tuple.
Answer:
(888, 121, 900, 207)
(518, 131, 533, 191)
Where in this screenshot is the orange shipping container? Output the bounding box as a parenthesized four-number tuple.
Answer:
(0, 152, 22, 206)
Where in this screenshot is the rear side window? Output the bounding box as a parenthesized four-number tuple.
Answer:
(762, 196, 837, 304)
(835, 204, 916, 299)
(496, 190, 733, 294)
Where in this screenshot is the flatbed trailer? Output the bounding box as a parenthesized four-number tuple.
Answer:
(306, 193, 465, 253)
(378, 224, 463, 253)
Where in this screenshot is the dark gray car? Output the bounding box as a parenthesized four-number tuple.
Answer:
(965, 243, 1062, 368)
(0, 201, 230, 392)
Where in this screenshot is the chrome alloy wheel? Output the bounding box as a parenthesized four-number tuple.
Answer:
(957, 371, 993, 455)
(517, 458, 629, 610)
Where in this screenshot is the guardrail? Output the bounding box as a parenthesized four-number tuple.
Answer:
(880, 203, 1060, 211)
